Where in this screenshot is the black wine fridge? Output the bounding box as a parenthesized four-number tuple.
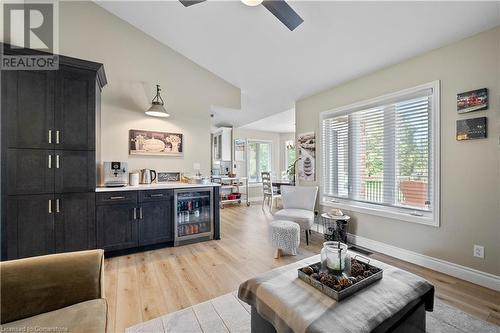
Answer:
(174, 188, 214, 246)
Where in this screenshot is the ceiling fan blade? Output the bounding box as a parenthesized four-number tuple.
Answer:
(262, 0, 304, 31)
(179, 0, 206, 7)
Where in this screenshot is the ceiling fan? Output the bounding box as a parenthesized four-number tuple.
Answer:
(178, 0, 304, 31)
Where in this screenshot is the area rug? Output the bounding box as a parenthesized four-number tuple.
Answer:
(127, 291, 498, 333)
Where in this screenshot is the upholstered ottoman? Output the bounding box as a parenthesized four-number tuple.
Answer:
(270, 220, 300, 258)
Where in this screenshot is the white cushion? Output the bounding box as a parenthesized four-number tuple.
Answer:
(274, 209, 314, 229)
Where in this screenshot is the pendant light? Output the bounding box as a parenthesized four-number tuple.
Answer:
(241, 0, 263, 6)
(146, 84, 170, 118)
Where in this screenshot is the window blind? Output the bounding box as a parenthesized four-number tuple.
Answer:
(322, 88, 434, 213)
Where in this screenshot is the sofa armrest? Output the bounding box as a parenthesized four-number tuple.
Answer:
(1, 249, 104, 324)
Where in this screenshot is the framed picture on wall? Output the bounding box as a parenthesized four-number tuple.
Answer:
(234, 139, 246, 161)
(457, 88, 488, 114)
(129, 129, 183, 156)
(297, 132, 315, 181)
(157, 172, 181, 182)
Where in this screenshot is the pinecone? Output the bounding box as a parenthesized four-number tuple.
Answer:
(363, 270, 373, 278)
(320, 275, 331, 284)
(322, 277, 337, 289)
(310, 273, 320, 280)
(338, 277, 352, 288)
(369, 266, 379, 274)
(356, 275, 365, 283)
(348, 277, 357, 284)
(350, 262, 365, 277)
(302, 267, 314, 275)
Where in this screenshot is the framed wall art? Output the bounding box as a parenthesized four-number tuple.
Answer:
(457, 88, 488, 114)
(456, 117, 487, 141)
(234, 139, 246, 161)
(158, 172, 181, 182)
(129, 129, 183, 156)
(297, 132, 315, 181)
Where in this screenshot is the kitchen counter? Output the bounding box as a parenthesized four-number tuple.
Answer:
(96, 182, 221, 192)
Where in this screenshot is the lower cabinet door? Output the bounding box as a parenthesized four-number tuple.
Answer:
(5, 194, 55, 260)
(138, 201, 173, 246)
(55, 192, 96, 252)
(96, 203, 138, 251)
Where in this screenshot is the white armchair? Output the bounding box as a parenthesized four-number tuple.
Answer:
(274, 185, 318, 245)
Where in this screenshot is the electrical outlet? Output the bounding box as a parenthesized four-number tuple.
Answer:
(473, 245, 484, 259)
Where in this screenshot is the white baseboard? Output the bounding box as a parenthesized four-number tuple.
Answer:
(347, 233, 500, 291)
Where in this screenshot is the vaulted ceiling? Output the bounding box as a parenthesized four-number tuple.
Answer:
(97, 1, 500, 128)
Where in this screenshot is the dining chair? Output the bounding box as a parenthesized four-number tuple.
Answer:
(274, 185, 318, 245)
(262, 172, 281, 211)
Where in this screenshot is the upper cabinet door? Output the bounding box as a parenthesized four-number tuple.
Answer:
(55, 67, 96, 150)
(7, 149, 55, 195)
(3, 70, 55, 149)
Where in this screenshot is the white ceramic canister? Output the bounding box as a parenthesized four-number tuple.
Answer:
(129, 172, 140, 186)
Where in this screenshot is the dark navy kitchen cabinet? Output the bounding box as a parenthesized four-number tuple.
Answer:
(1, 44, 107, 260)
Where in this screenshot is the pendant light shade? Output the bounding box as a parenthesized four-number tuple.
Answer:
(241, 0, 263, 6)
(146, 84, 170, 118)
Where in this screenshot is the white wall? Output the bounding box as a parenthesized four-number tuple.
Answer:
(56, 2, 240, 178)
(296, 27, 500, 275)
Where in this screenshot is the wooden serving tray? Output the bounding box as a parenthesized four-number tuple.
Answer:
(298, 258, 383, 301)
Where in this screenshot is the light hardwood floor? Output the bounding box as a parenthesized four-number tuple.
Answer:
(105, 204, 500, 333)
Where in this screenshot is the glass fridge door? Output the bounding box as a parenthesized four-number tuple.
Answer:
(175, 188, 213, 243)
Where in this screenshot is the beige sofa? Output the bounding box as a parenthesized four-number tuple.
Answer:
(1, 250, 107, 332)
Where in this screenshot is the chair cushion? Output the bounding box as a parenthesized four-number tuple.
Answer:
(2, 299, 107, 333)
(274, 209, 314, 229)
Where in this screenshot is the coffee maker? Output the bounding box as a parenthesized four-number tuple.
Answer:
(103, 161, 128, 187)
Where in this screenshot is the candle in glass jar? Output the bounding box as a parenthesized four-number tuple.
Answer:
(321, 241, 348, 274)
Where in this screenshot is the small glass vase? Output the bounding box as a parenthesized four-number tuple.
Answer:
(320, 241, 350, 275)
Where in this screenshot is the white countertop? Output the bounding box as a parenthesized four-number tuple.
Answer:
(96, 182, 221, 192)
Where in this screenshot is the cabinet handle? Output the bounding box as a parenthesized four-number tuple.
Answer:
(48, 155, 52, 169)
(56, 199, 60, 213)
(139, 207, 143, 219)
(56, 155, 60, 169)
(133, 207, 137, 220)
(56, 130, 60, 144)
(109, 196, 125, 200)
(48, 199, 52, 214)
(149, 194, 164, 198)
(48, 130, 52, 144)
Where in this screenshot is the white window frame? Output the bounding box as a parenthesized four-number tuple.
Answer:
(247, 139, 273, 183)
(319, 81, 440, 227)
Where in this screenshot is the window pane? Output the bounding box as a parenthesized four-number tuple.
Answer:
(322, 116, 349, 197)
(259, 143, 270, 174)
(354, 108, 385, 203)
(286, 140, 296, 167)
(248, 142, 258, 182)
(395, 97, 430, 210)
(248, 141, 272, 182)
